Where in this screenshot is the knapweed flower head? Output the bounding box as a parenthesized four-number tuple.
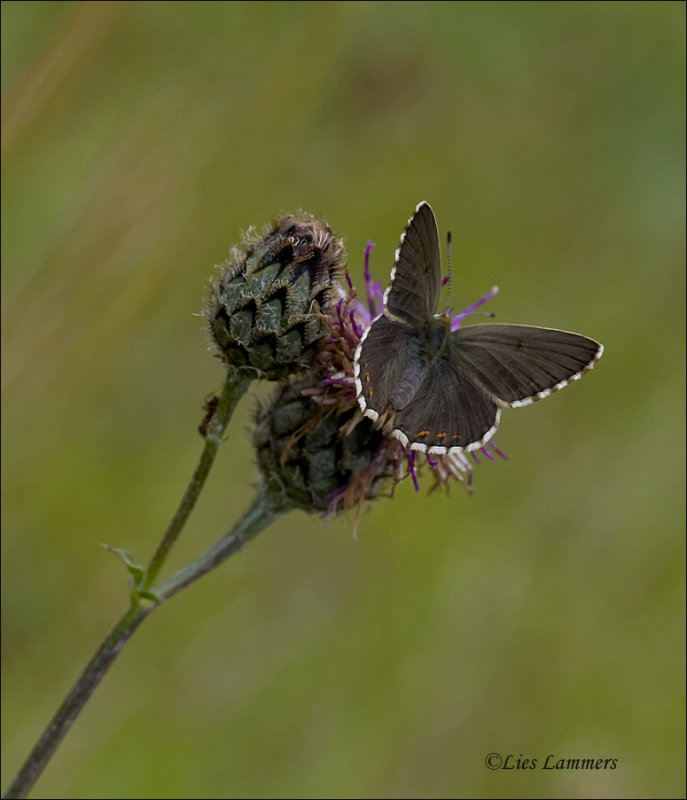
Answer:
(207, 213, 344, 379)
(254, 238, 506, 526)
(254, 374, 396, 516)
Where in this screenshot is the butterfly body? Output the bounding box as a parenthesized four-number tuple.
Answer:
(353, 202, 603, 455)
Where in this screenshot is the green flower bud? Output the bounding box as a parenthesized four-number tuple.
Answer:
(207, 214, 344, 379)
(254, 376, 396, 516)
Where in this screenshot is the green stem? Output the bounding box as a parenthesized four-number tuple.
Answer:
(155, 488, 282, 603)
(144, 369, 251, 589)
(2, 488, 283, 800)
(2, 603, 150, 800)
(2, 369, 261, 800)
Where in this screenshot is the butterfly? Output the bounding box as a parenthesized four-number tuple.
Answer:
(353, 201, 604, 454)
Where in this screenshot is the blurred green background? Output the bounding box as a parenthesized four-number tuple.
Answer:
(2, 2, 684, 798)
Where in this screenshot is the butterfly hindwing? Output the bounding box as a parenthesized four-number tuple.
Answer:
(451, 324, 603, 407)
(391, 357, 500, 453)
(385, 201, 442, 326)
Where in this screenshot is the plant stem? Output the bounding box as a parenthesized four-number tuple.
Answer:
(2, 603, 150, 800)
(155, 488, 282, 603)
(2, 489, 282, 800)
(2, 369, 262, 800)
(144, 369, 251, 589)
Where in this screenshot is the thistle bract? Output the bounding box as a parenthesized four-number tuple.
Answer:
(254, 376, 395, 515)
(208, 214, 344, 379)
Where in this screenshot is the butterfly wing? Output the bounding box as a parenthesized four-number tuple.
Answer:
(355, 201, 442, 419)
(354, 315, 423, 421)
(385, 201, 442, 326)
(390, 357, 500, 453)
(451, 324, 604, 407)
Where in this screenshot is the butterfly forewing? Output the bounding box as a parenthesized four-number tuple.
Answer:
(452, 324, 603, 407)
(385, 202, 442, 326)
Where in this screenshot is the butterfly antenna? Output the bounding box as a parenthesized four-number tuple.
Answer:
(445, 231, 453, 307)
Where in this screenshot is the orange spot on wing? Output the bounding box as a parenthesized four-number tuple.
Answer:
(415, 430, 430, 437)
(436, 432, 447, 439)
